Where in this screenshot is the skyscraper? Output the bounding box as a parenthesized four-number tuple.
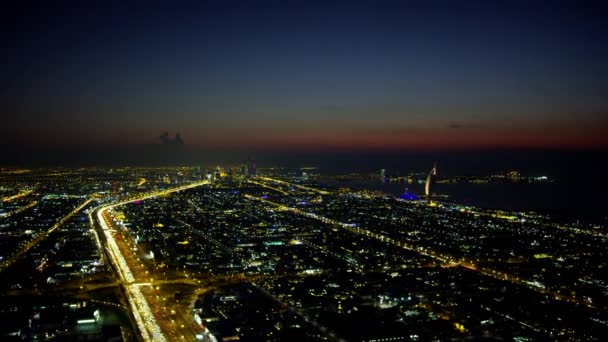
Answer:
(425, 163, 437, 197)
(244, 157, 257, 178)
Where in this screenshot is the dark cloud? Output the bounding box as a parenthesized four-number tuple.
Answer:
(160, 132, 184, 145)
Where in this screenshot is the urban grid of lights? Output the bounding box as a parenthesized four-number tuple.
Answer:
(245, 178, 590, 309)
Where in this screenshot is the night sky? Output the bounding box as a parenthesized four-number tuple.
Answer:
(2, 0, 608, 150)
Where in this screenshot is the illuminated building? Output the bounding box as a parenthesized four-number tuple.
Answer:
(425, 162, 437, 197)
(399, 188, 418, 201)
(244, 157, 257, 177)
(507, 170, 521, 181)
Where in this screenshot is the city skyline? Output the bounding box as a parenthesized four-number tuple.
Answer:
(3, 0, 607, 150)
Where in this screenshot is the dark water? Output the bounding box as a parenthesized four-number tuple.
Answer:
(330, 179, 607, 225)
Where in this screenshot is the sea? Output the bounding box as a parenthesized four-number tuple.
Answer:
(324, 179, 606, 226)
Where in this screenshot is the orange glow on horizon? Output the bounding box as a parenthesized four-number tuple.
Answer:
(9, 116, 608, 150)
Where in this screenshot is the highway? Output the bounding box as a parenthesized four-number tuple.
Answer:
(257, 176, 330, 194)
(0, 199, 37, 218)
(1, 189, 34, 202)
(0, 196, 94, 272)
(94, 180, 209, 342)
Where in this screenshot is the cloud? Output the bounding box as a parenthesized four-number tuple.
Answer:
(159, 132, 184, 145)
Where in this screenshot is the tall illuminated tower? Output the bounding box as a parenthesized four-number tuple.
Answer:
(425, 162, 437, 197)
(248, 157, 257, 177)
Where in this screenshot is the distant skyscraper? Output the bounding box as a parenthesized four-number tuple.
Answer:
(248, 158, 257, 177)
(244, 157, 257, 177)
(380, 169, 386, 180)
(425, 163, 437, 197)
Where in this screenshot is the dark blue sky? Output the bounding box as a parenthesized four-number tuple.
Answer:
(2, 0, 607, 149)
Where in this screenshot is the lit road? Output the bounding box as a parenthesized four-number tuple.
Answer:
(256, 176, 330, 194)
(0, 196, 94, 272)
(0, 200, 37, 218)
(2, 189, 34, 202)
(94, 180, 209, 342)
(246, 179, 289, 195)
